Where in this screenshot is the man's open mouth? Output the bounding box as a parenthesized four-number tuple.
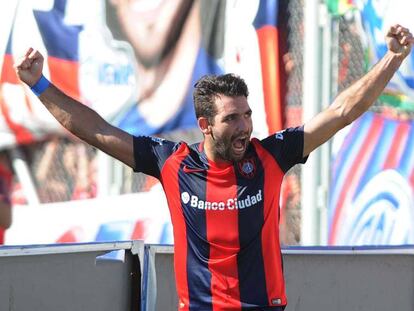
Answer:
(232, 136, 248, 155)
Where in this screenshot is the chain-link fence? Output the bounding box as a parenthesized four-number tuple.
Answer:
(337, 14, 366, 93)
(15, 137, 97, 204)
(278, 0, 304, 245)
(278, 1, 409, 245)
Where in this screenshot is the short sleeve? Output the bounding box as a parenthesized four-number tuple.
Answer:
(133, 136, 178, 179)
(260, 126, 308, 173)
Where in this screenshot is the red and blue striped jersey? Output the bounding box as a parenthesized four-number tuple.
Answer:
(133, 127, 307, 310)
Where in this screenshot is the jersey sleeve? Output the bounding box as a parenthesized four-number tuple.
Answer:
(133, 136, 178, 179)
(260, 126, 308, 173)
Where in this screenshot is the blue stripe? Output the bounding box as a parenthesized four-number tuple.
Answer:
(33, 0, 82, 61)
(141, 245, 150, 311)
(5, 29, 12, 54)
(344, 192, 399, 245)
(328, 112, 374, 223)
(396, 121, 414, 179)
(235, 150, 268, 308)
(178, 156, 212, 310)
(330, 115, 365, 192)
(253, 0, 278, 29)
(353, 118, 396, 200)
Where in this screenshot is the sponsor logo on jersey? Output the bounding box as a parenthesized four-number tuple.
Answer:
(183, 165, 205, 173)
(181, 189, 263, 210)
(181, 192, 190, 204)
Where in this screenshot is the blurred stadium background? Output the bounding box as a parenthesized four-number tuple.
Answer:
(0, 0, 413, 247)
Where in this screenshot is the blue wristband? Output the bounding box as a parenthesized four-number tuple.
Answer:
(30, 74, 50, 96)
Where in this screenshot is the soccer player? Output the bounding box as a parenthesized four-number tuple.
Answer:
(14, 24, 413, 310)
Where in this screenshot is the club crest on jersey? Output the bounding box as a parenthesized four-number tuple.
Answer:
(150, 136, 165, 145)
(238, 158, 256, 179)
(275, 130, 285, 140)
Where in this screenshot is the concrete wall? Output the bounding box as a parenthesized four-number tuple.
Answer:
(2, 242, 414, 311)
(0, 241, 143, 311)
(143, 245, 414, 311)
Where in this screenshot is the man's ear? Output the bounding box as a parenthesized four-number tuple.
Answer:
(198, 117, 212, 135)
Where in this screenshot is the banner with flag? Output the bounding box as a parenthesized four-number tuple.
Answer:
(328, 0, 414, 246)
(356, 0, 414, 109)
(0, 0, 137, 148)
(0, 0, 283, 150)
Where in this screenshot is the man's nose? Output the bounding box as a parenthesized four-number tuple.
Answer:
(237, 116, 250, 132)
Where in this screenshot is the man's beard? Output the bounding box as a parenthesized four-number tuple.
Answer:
(211, 131, 248, 163)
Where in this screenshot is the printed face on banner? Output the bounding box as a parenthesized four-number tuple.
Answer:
(0, 0, 282, 147)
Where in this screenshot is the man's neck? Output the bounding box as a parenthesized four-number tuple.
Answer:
(202, 139, 232, 166)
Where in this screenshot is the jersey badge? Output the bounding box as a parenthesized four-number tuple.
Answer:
(238, 158, 256, 179)
(150, 136, 165, 145)
(275, 130, 285, 140)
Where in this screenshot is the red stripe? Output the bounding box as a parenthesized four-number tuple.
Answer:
(382, 122, 410, 170)
(257, 26, 283, 134)
(253, 141, 287, 306)
(161, 144, 190, 311)
(0, 89, 34, 144)
(329, 116, 384, 244)
(0, 163, 12, 188)
(1, 54, 19, 84)
(0, 54, 34, 142)
(205, 163, 241, 310)
(410, 169, 414, 189)
(48, 56, 80, 101)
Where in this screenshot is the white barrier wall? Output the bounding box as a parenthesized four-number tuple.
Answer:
(0, 241, 143, 311)
(144, 245, 414, 311)
(2, 242, 414, 311)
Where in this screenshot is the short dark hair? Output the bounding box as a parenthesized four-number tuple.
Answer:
(193, 74, 249, 123)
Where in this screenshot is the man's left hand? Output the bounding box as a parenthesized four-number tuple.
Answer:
(386, 24, 414, 60)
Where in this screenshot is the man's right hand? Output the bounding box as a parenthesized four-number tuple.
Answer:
(14, 48, 44, 87)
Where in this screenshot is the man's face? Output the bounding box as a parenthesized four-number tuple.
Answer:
(110, 0, 193, 67)
(208, 95, 253, 163)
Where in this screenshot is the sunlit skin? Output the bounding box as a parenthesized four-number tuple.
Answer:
(199, 95, 253, 164)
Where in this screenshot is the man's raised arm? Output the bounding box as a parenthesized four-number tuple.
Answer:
(303, 24, 414, 157)
(14, 48, 135, 168)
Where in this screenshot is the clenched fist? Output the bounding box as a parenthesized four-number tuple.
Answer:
(386, 24, 414, 60)
(14, 48, 44, 87)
